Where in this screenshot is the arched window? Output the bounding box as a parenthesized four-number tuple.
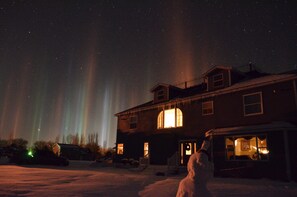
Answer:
(157, 111, 164, 129)
(157, 108, 183, 129)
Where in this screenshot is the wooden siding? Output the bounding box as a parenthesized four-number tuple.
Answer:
(115, 74, 297, 170)
(117, 80, 297, 136)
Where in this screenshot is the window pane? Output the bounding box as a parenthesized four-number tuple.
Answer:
(202, 101, 213, 115)
(226, 135, 269, 161)
(164, 109, 175, 128)
(213, 74, 223, 81)
(243, 93, 262, 115)
(185, 143, 192, 155)
(129, 116, 137, 129)
(157, 111, 164, 129)
(244, 94, 260, 104)
(157, 90, 165, 100)
(213, 74, 223, 87)
(226, 138, 234, 160)
(214, 80, 223, 87)
(144, 142, 149, 158)
(257, 137, 269, 160)
(157, 108, 183, 129)
(117, 144, 124, 155)
(176, 108, 183, 127)
(245, 103, 262, 114)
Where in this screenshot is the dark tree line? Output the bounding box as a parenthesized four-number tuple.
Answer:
(0, 133, 114, 161)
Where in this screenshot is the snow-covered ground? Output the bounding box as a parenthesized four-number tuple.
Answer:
(0, 162, 297, 197)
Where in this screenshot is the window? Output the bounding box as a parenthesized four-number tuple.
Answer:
(225, 135, 269, 161)
(185, 143, 192, 155)
(157, 90, 165, 100)
(117, 143, 124, 155)
(144, 142, 149, 158)
(129, 116, 137, 129)
(157, 108, 183, 129)
(202, 101, 214, 115)
(213, 73, 223, 87)
(243, 92, 263, 116)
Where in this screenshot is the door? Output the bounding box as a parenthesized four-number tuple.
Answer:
(179, 141, 197, 166)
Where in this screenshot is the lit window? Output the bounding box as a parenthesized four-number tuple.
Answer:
(202, 101, 214, 115)
(157, 108, 183, 129)
(213, 73, 223, 87)
(157, 111, 164, 129)
(144, 142, 149, 158)
(129, 116, 137, 129)
(243, 92, 263, 116)
(117, 143, 124, 155)
(164, 109, 175, 128)
(185, 143, 192, 155)
(225, 135, 269, 161)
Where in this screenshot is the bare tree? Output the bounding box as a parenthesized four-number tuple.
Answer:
(55, 135, 60, 143)
(73, 133, 79, 145)
(80, 134, 85, 146)
(62, 135, 66, 144)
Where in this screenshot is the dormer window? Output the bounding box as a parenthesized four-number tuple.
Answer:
(213, 73, 224, 87)
(203, 66, 232, 91)
(151, 83, 183, 103)
(157, 90, 165, 100)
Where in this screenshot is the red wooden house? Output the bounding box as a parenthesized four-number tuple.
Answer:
(115, 66, 297, 180)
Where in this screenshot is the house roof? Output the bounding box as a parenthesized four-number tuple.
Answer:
(115, 72, 297, 116)
(207, 73, 296, 94)
(202, 65, 232, 78)
(115, 101, 154, 116)
(150, 83, 182, 92)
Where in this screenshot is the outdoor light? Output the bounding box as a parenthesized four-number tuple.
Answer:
(28, 150, 34, 157)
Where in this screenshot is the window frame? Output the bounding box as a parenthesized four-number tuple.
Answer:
(117, 143, 124, 155)
(129, 115, 138, 130)
(157, 108, 183, 129)
(157, 90, 165, 100)
(213, 73, 224, 87)
(243, 92, 263, 116)
(225, 134, 269, 162)
(202, 101, 214, 115)
(144, 142, 149, 158)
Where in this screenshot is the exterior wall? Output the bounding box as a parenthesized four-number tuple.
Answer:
(116, 78, 297, 166)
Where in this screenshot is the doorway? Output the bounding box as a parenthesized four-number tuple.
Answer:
(179, 140, 197, 165)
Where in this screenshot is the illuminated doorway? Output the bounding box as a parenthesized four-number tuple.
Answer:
(179, 141, 197, 166)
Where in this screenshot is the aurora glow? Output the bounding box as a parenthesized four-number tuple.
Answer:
(1, 1, 297, 147)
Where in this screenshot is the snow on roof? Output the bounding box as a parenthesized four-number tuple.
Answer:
(150, 83, 182, 92)
(227, 74, 296, 91)
(189, 73, 297, 101)
(202, 65, 232, 77)
(206, 121, 297, 136)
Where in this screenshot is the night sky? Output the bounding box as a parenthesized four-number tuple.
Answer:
(1, 0, 297, 148)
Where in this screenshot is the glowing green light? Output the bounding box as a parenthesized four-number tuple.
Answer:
(28, 150, 34, 157)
